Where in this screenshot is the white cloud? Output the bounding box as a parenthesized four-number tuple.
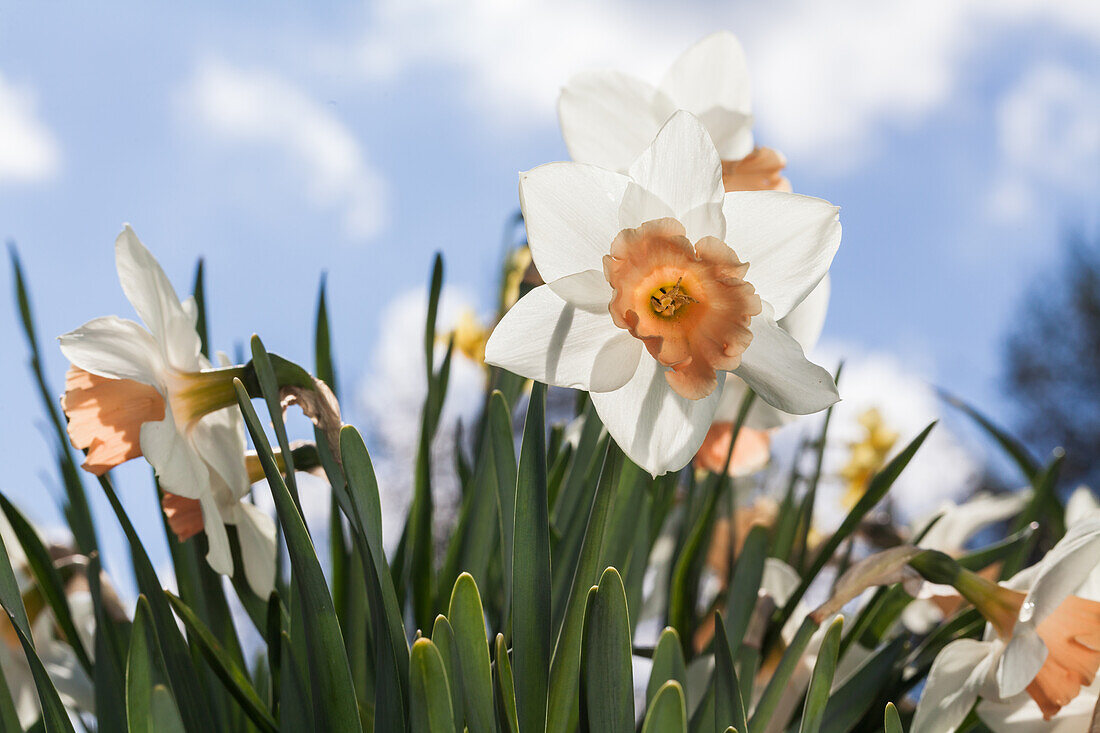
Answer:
(354, 0, 1100, 172)
(184, 62, 386, 240)
(0, 72, 60, 184)
(986, 63, 1100, 224)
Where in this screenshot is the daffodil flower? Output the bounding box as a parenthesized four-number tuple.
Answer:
(559, 29, 832, 474)
(559, 31, 789, 193)
(59, 226, 275, 597)
(911, 519, 1100, 731)
(484, 111, 840, 475)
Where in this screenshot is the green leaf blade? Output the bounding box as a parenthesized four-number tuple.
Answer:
(513, 382, 551, 733)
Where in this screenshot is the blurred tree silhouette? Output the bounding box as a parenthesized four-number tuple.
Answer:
(1005, 229, 1100, 489)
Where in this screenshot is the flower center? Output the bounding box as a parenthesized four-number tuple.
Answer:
(650, 277, 697, 317)
(603, 217, 762, 401)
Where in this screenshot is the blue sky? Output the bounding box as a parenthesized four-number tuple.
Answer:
(0, 2, 1098, 590)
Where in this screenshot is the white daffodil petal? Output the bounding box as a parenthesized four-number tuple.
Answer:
(234, 502, 277, 599)
(520, 162, 631, 283)
(115, 226, 203, 371)
(626, 111, 724, 221)
(734, 311, 839, 415)
(139, 411, 210, 499)
(678, 201, 726, 244)
(618, 182, 675, 231)
(659, 31, 752, 119)
(695, 107, 755, 163)
(712, 373, 792, 430)
(902, 600, 946, 635)
(1066, 487, 1100, 528)
(192, 408, 250, 501)
(59, 315, 165, 385)
(912, 639, 993, 733)
(918, 491, 1032, 554)
(723, 191, 841, 319)
(485, 284, 641, 393)
(547, 269, 614, 310)
(199, 492, 233, 576)
(762, 558, 801, 608)
(589, 354, 722, 476)
(1023, 518, 1100, 625)
(180, 296, 199, 327)
(778, 275, 831, 353)
(998, 626, 1048, 698)
(558, 70, 675, 173)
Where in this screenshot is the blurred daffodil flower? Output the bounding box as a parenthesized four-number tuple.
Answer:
(559, 31, 790, 194)
(58, 227, 275, 597)
(447, 310, 491, 364)
(839, 408, 899, 507)
(485, 111, 840, 475)
(912, 518, 1100, 731)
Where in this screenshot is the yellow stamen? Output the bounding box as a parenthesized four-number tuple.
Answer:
(650, 277, 697, 317)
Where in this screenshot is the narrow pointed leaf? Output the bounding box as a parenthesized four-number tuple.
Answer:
(546, 443, 620, 733)
(410, 638, 456, 733)
(150, 684, 187, 733)
(488, 391, 518, 624)
(818, 636, 907, 733)
(89, 554, 127, 733)
(339, 426, 410, 710)
(647, 627, 687, 706)
(714, 613, 748, 733)
(722, 525, 768, 658)
(250, 337, 302, 517)
(939, 389, 1038, 481)
(513, 382, 551, 733)
(884, 702, 904, 733)
(495, 633, 519, 733)
(433, 616, 464, 732)
(166, 592, 278, 733)
(749, 616, 820, 732)
(642, 681, 687, 733)
(799, 617, 843, 733)
(127, 597, 173, 733)
(234, 378, 361, 732)
(581, 568, 633, 733)
(447, 573, 495, 733)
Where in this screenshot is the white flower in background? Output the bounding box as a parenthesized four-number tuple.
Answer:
(58, 226, 275, 597)
(485, 112, 840, 475)
(559, 31, 790, 194)
(360, 286, 489, 552)
(912, 519, 1100, 731)
(0, 514, 118, 726)
(775, 347, 982, 532)
(902, 491, 1032, 633)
